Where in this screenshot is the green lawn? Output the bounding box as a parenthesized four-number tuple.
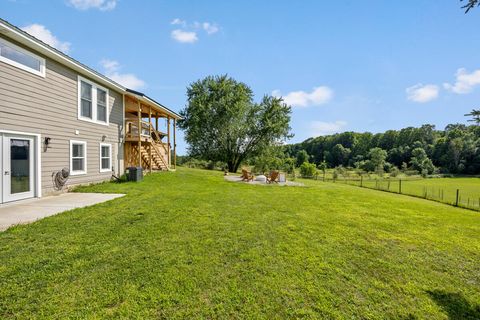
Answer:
(1, 168, 479, 319)
(328, 176, 480, 210)
(404, 177, 480, 207)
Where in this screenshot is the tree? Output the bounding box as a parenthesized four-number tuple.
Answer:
(465, 109, 480, 124)
(296, 150, 309, 167)
(299, 162, 316, 178)
(410, 147, 435, 175)
(317, 160, 327, 180)
(367, 147, 387, 173)
(330, 144, 351, 167)
(179, 75, 292, 172)
(462, 0, 479, 13)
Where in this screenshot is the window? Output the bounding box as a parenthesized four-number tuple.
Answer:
(80, 81, 92, 118)
(70, 140, 87, 175)
(0, 38, 45, 77)
(97, 88, 107, 122)
(77, 76, 109, 125)
(99, 143, 112, 173)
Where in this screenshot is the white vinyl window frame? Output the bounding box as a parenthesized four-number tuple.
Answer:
(99, 143, 112, 173)
(77, 76, 109, 126)
(0, 37, 46, 77)
(70, 140, 87, 176)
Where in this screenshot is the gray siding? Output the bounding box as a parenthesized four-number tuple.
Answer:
(0, 35, 124, 196)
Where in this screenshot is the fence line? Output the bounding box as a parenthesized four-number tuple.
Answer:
(311, 176, 480, 212)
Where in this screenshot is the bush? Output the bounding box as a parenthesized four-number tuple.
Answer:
(299, 162, 316, 178)
(182, 159, 226, 171)
(389, 166, 400, 177)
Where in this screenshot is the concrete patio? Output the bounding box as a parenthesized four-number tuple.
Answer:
(224, 175, 304, 186)
(0, 193, 125, 231)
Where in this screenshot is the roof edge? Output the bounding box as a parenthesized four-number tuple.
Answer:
(126, 89, 182, 119)
(0, 17, 125, 92)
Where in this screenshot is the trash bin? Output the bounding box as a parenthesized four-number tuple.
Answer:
(127, 167, 143, 182)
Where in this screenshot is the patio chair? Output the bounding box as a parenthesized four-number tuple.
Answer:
(241, 169, 254, 182)
(266, 170, 280, 184)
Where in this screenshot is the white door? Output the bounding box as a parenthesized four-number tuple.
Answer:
(1, 134, 35, 203)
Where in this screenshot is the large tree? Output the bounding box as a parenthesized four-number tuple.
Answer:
(179, 75, 292, 172)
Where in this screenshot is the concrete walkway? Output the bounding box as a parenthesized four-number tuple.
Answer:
(0, 193, 125, 231)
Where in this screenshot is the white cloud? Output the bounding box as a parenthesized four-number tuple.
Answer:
(171, 29, 198, 43)
(100, 59, 145, 90)
(68, 0, 117, 11)
(171, 18, 186, 27)
(21, 24, 71, 53)
(406, 84, 439, 103)
(272, 86, 333, 107)
(444, 68, 480, 94)
(202, 22, 219, 35)
(169, 19, 219, 43)
(310, 121, 347, 136)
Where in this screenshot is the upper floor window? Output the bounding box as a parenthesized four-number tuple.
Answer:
(0, 38, 46, 77)
(78, 76, 109, 125)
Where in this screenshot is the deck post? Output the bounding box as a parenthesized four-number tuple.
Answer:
(137, 102, 142, 168)
(149, 106, 152, 173)
(167, 116, 171, 167)
(155, 112, 159, 132)
(173, 118, 176, 169)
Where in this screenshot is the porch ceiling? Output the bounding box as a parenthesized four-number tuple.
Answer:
(125, 90, 181, 120)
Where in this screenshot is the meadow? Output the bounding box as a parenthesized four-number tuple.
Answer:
(0, 168, 479, 319)
(306, 170, 480, 211)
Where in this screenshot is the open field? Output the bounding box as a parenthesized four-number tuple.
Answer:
(312, 175, 480, 210)
(1, 168, 479, 319)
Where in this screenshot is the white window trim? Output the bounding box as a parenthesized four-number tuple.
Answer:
(99, 143, 112, 173)
(0, 37, 46, 77)
(77, 75, 109, 126)
(70, 140, 87, 176)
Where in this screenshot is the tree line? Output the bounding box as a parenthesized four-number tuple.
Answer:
(285, 123, 480, 176)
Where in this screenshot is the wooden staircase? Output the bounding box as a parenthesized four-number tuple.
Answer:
(139, 144, 169, 171)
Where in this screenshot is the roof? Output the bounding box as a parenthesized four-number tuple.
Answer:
(0, 17, 181, 119)
(126, 89, 182, 119)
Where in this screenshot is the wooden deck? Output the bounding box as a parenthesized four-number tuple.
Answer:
(124, 94, 178, 172)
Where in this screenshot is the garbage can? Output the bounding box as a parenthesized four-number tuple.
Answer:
(127, 167, 143, 182)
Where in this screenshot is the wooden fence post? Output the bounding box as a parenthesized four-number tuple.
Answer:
(399, 179, 402, 194)
(455, 189, 459, 206)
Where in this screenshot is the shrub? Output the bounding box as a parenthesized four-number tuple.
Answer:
(389, 166, 400, 177)
(300, 162, 316, 178)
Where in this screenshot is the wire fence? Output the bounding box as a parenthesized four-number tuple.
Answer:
(313, 176, 480, 212)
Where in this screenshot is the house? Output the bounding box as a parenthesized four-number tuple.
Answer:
(0, 18, 181, 204)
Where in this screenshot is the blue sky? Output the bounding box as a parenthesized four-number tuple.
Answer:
(2, 0, 480, 154)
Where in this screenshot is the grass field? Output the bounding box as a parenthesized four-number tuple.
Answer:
(1, 168, 479, 319)
(320, 176, 480, 210)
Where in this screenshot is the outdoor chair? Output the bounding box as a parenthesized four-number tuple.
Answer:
(241, 169, 254, 182)
(266, 170, 280, 184)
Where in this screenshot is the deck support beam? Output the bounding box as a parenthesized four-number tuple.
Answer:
(149, 106, 152, 173)
(173, 118, 176, 169)
(167, 116, 171, 168)
(137, 102, 142, 168)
